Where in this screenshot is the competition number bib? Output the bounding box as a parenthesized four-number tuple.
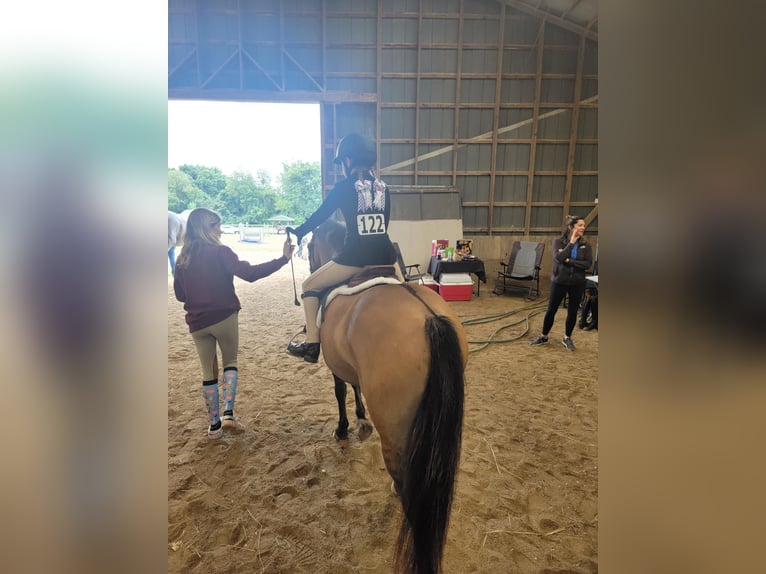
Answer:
(356, 213, 386, 236)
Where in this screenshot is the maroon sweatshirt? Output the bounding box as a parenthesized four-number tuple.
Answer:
(173, 243, 288, 332)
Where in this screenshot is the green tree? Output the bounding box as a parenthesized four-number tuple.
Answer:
(179, 165, 227, 201)
(168, 169, 207, 212)
(221, 170, 277, 224)
(277, 161, 322, 223)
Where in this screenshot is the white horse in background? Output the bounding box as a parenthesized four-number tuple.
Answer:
(168, 209, 191, 274)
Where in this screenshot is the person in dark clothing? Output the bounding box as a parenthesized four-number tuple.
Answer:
(531, 215, 594, 351)
(579, 283, 598, 330)
(579, 259, 598, 331)
(174, 208, 294, 438)
(285, 133, 397, 363)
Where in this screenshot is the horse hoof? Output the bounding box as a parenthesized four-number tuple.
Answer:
(357, 419, 373, 440)
(333, 429, 348, 441)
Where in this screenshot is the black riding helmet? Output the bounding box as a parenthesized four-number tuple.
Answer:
(332, 133, 376, 168)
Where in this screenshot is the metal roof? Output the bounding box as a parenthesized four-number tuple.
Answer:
(499, 0, 598, 41)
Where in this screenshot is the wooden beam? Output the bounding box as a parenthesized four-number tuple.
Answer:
(488, 2, 506, 236)
(563, 34, 586, 220)
(523, 19, 545, 235)
(583, 204, 598, 226)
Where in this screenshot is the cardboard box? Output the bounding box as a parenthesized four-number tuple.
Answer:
(438, 273, 473, 301)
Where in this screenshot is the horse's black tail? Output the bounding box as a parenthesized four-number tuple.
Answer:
(395, 314, 465, 574)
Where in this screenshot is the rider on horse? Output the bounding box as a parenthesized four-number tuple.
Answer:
(286, 133, 397, 363)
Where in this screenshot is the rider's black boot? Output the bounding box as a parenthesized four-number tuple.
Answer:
(287, 341, 320, 363)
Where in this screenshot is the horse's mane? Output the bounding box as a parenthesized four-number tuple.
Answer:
(308, 219, 346, 272)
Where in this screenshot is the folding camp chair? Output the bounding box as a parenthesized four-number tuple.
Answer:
(496, 240, 545, 298)
(392, 242, 424, 283)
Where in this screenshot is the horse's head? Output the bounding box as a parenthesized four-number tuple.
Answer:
(308, 219, 346, 272)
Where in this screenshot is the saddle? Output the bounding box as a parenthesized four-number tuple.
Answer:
(313, 265, 401, 327)
(347, 265, 398, 287)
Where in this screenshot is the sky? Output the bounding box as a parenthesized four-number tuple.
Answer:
(168, 100, 321, 181)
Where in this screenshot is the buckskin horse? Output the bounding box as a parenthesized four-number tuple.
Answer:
(307, 220, 468, 574)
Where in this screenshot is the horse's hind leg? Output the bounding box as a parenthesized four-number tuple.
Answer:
(333, 374, 350, 440)
(351, 384, 373, 439)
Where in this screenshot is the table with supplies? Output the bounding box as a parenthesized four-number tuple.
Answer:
(428, 256, 487, 296)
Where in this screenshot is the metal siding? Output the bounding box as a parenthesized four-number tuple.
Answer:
(169, 0, 194, 9)
(577, 108, 598, 139)
(327, 77, 377, 92)
(421, 79, 457, 103)
(380, 143, 417, 167)
(462, 49, 498, 74)
(535, 143, 569, 170)
(420, 49, 458, 74)
(459, 109, 494, 138)
(421, 19, 459, 44)
(242, 13, 280, 41)
(283, 0, 321, 9)
(574, 144, 598, 170)
(387, 0, 420, 12)
(382, 18, 419, 43)
(495, 144, 530, 171)
(544, 22, 578, 45)
(462, 18, 500, 43)
(326, 48, 376, 73)
(199, 0, 237, 10)
(390, 194, 422, 219)
(465, 0, 502, 17)
(537, 109, 572, 139)
(283, 16, 323, 42)
(326, 0, 377, 11)
(382, 78, 417, 102)
(504, 17, 539, 44)
(584, 40, 598, 74)
(571, 175, 598, 202)
(385, 175, 414, 186)
(422, 192, 462, 219)
(541, 78, 575, 103)
(461, 79, 497, 104)
(382, 108, 416, 138)
(532, 175, 566, 201)
(494, 175, 528, 201)
(503, 49, 536, 73)
(493, 206, 526, 228)
(169, 13, 196, 41)
(498, 109, 534, 139)
(501, 79, 536, 102)
(419, 175, 454, 186)
(457, 144, 492, 171)
(542, 50, 577, 74)
(421, 0, 460, 12)
(419, 109, 454, 139)
(457, 175, 490, 202)
(383, 48, 418, 73)
(463, 206, 489, 229)
(581, 78, 598, 99)
(251, 0, 280, 8)
(419, 144, 454, 171)
(530, 206, 564, 228)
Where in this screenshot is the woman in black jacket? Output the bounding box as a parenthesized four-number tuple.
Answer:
(531, 216, 593, 351)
